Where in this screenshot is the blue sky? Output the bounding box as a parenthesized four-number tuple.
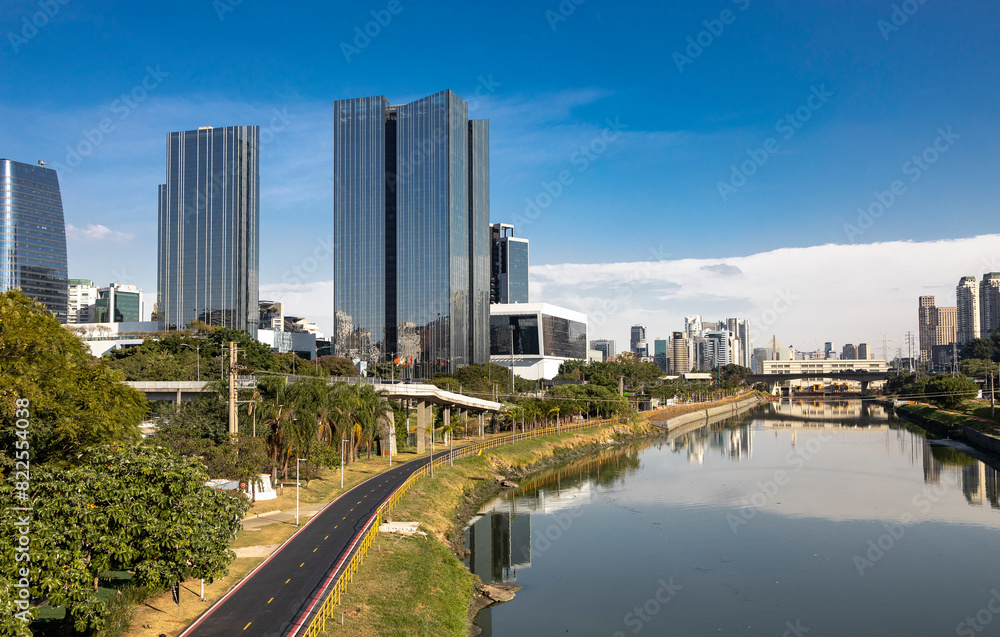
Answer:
(2, 0, 998, 351)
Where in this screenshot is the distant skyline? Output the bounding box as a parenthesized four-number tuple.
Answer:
(2, 1, 998, 352)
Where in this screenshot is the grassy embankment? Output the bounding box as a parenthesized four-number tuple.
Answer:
(324, 393, 758, 637)
(896, 400, 1000, 437)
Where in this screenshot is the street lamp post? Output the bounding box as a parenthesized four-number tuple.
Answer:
(295, 457, 307, 526)
(341, 439, 346, 489)
(181, 343, 202, 381)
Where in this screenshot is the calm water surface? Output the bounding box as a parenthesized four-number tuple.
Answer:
(465, 400, 1000, 636)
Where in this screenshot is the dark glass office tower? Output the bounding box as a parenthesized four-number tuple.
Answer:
(490, 222, 529, 304)
(157, 126, 259, 336)
(0, 159, 68, 321)
(334, 90, 489, 375)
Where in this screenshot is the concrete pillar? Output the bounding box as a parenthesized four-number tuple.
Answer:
(416, 400, 428, 454)
(459, 409, 467, 436)
(443, 407, 451, 445)
(176, 388, 182, 405)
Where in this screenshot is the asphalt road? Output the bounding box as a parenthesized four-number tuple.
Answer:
(180, 451, 443, 637)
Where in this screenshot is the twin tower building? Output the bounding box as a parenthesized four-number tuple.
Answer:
(156, 90, 490, 374)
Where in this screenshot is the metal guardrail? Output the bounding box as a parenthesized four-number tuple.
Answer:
(298, 416, 622, 636)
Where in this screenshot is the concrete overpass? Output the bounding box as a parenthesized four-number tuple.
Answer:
(125, 378, 503, 454)
(745, 371, 889, 395)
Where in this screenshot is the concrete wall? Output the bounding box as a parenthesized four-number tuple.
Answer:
(651, 395, 761, 433)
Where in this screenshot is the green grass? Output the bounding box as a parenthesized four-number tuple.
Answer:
(331, 534, 477, 636)
(897, 403, 1000, 436)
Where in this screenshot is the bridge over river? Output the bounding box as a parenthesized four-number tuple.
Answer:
(745, 371, 889, 395)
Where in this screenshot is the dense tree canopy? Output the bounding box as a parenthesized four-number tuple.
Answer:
(0, 444, 248, 634)
(0, 290, 147, 465)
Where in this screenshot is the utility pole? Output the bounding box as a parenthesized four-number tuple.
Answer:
(905, 331, 914, 374)
(509, 325, 515, 396)
(228, 341, 238, 435)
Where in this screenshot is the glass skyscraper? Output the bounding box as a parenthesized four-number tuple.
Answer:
(0, 158, 68, 321)
(334, 90, 490, 375)
(157, 126, 259, 336)
(490, 222, 529, 304)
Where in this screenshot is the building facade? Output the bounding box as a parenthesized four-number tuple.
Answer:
(333, 90, 489, 375)
(980, 273, 1000, 339)
(629, 324, 647, 356)
(157, 126, 259, 336)
(653, 337, 669, 372)
(95, 283, 143, 323)
(842, 343, 858, 360)
(934, 306, 957, 347)
(858, 343, 871, 360)
(67, 279, 97, 323)
(0, 159, 68, 321)
(957, 275, 981, 345)
(590, 339, 615, 361)
(490, 223, 528, 304)
(917, 296, 936, 363)
(671, 331, 690, 374)
(489, 303, 587, 380)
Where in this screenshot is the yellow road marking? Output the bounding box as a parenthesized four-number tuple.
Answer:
(313, 548, 318, 552)
(267, 597, 274, 604)
(285, 579, 291, 584)
(300, 562, 305, 567)
(324, 535, 329, 539)
(244, 622, 252, 630)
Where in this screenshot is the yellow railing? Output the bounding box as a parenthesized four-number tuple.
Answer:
(300, 416, 620, 636)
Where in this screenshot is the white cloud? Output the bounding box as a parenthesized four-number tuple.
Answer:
(66, 223, 133, 242)
(532, 234, 1000, 355)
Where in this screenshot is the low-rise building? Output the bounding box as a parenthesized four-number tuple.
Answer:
(490, 303, 587, 380)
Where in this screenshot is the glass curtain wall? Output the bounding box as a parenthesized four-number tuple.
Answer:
(158, 126, 259, 336)
(0, 159, 68, 321)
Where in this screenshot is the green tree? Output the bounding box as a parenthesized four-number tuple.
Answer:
(925, 375, 979, 409)
(316, 355, 358, 377)
(961, 337, 997, 362)
(0, 290, 147, 465)
(0, 444, 248, 634)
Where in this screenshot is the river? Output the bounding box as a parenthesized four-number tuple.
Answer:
(464, 400, 1000, 636)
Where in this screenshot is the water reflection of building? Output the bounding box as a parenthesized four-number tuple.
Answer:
(922, 439, 942, 484)
(961, 461, 1000, 508)
(771, 400, 891, 422)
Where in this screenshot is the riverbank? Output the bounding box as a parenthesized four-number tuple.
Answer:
(327, 394, 759, 636)
(895, 402, 1000, 455)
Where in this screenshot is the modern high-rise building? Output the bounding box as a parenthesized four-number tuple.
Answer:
(590, 339, 615, 361)
(157, 125, 259, 336)
(858, 343, 871, 360)
(490, 223, 528, 304)
(67, 280, 144, 323)
(980, 273, 1000, 339)
(671, 331, 690, 374)
(684, 315, 702, 340)
(630, 325, 647, 356)
(842, 343, 858, 360)
(824, 342, 833, 358)
(934, 306, 957, 347)
(725, 317, 752, 368)
(95, 283, 143, 323)
(703, 330, 732, 369)
(0, 158, 68, 321)
(918, 296, 936, 363)
(67, 279, 97, 323)
(957, 275, 980, 345)
(918, 296, 958, 364)
(333, 90, 489, 374)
